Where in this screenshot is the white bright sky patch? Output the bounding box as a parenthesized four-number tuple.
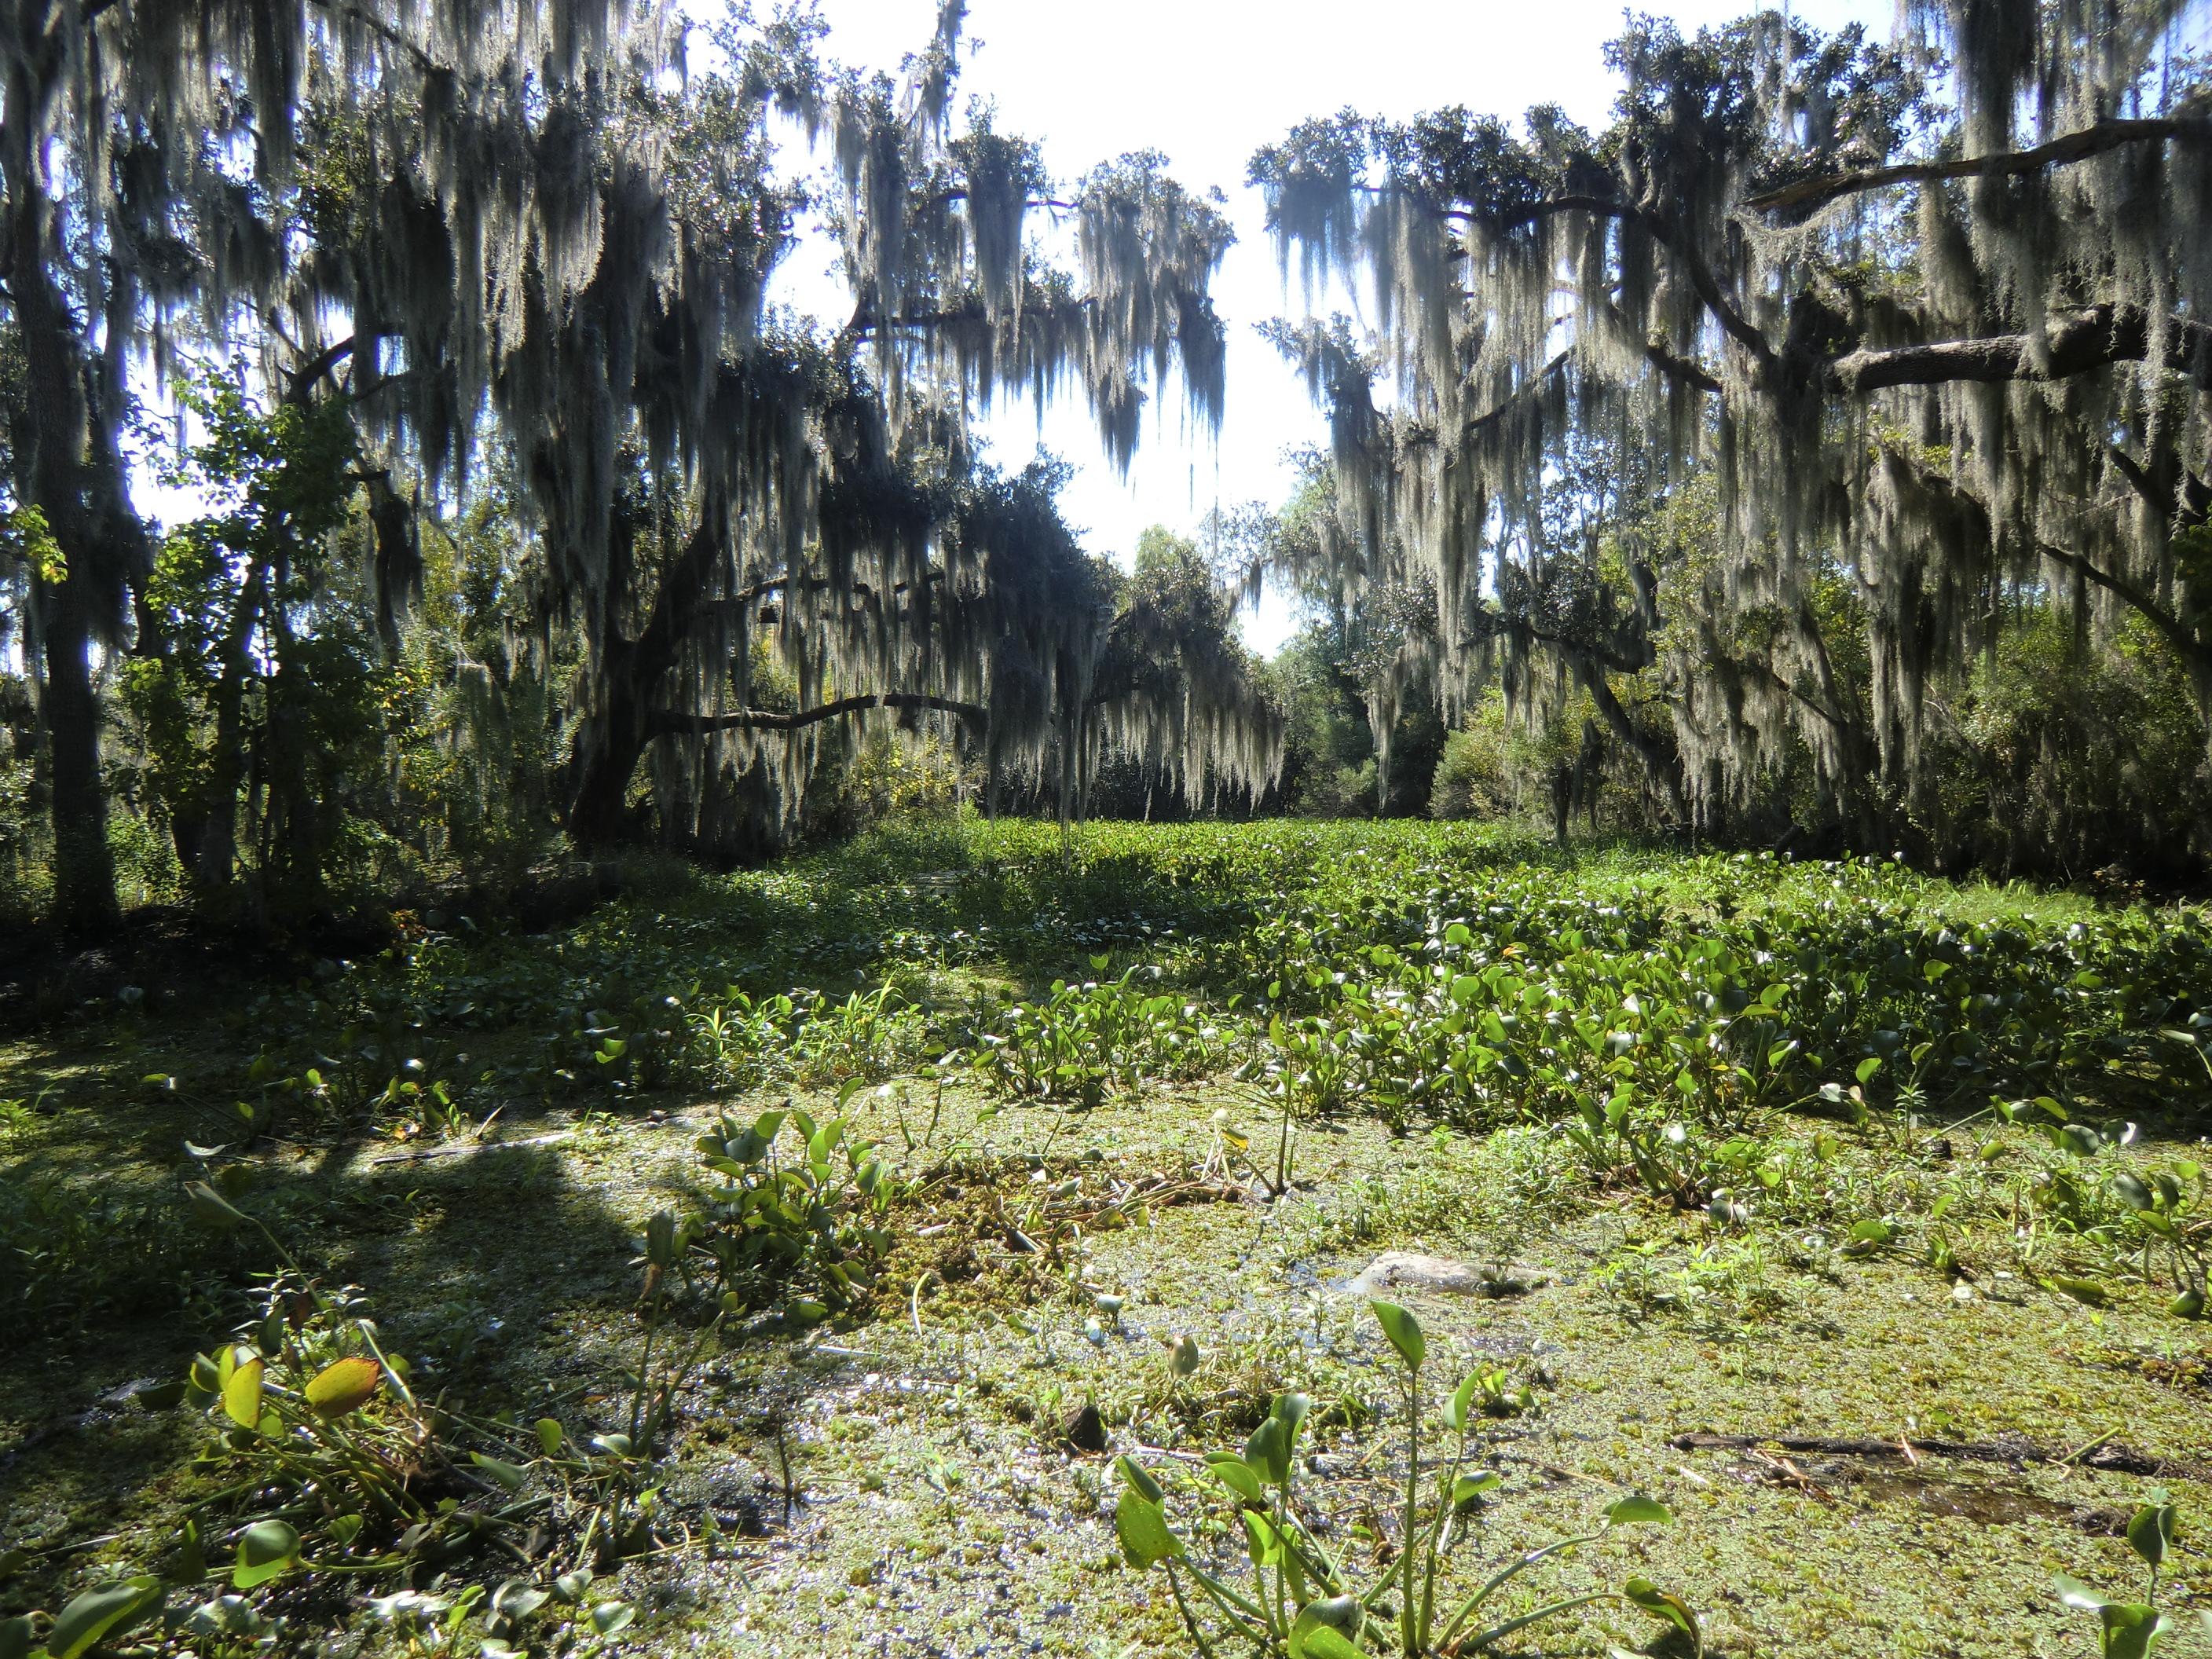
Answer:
(775, 0, 1892, 653)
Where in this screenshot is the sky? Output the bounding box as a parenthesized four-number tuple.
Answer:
(774, 0, 1895, 653)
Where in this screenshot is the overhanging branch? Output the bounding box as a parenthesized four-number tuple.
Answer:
(1826, 305, 2212, 394)
(646, 691, 987, 737)
(1747, 118, 2212, 218)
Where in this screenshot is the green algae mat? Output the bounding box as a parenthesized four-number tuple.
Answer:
(3, 822, 2208, 1658)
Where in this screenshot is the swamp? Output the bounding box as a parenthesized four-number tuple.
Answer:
(5, 0, 2212, 1654)
(4, 822, 2209, 1657)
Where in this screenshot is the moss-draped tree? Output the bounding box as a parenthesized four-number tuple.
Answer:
(1253, 0, 2212, 854)
(0, 0, 1277, 925)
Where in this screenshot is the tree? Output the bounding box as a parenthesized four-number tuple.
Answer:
(0, 0, 1275, 924)
(1251, 2, 2212, 858)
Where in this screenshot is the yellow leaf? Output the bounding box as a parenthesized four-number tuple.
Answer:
(222, 1358, 265, 1430)
(303, 1357, 380, 1419)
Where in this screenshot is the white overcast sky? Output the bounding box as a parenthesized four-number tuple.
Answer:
(775, 0, 1895, 651)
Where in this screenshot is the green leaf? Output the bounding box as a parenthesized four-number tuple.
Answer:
(1452, 1470, 1503, 1507)
(1289, 1608, 1366, 1659)
(2111, 1174, 2154, 1211)
(1605, 1495, 1674, 1526)
(1855, 1057, 1882, 1085)
(537, 1418, 564, 1455)
(492, 1581, 548, 1621)
(588, 1602, 636, 1636)
(183, 1181, 248, 1231)
(1240, 1507, 1284, 1567)
(2053, 1575, 2115, 1613)
(1623, 1577, 1701, 1646)
(2126, 1500, 2177, 1571)
(2100, 1603, 2172, 1659)
(0, 1617, 32, 1659)
(1446, 1372, 1482, 1431)
(231, 1521, 300, 1590)
(1113, 1491, 1181, 1569)
(2044, 1275, 2112, 1308)
(1206, 1452, 1264, 1503)
(1114, 1455, 1163, 1504)
(2061, 1123, 2104, 1157)
(45, 1580, 164, 1659)
(1370, 1300, 1424, 1372)
(471, 1452, 528, 1492)
(1243, 1416, 1290, 1488)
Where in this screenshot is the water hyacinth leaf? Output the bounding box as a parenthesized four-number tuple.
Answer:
(1206, 1452, 1264, 1503)
(1289, 1610, 1365, 1659)
(1606, 1495, 1673, 1526)
(553, 1569, 595, 1603)
(221, 1357, 264, 1430)
(303, 1356, 380, 1418)
(2061, 1123, 2104, 1157)
(1241, 1507, 1285, 1566)
(493, 1581, 548, 1621)
(184, 1181, 248, 1231)
(1114, 1455, 1163, 1503)
(537, 1418, 564, 1455)
(1622, 1577, 1700, 1644)
(1454, 1470, 1503, 1507)
(231, 1520, 300, 1590)
(2098, 1604, 2171, 1659)
(45, 1580, 165, 1659)
(1243, 1417, 1290, 1488)
(2126, 1500, 2177, 1570)
(2045, 1275, 2112, 1308)
(589, 1602, 636, 1636)
(1114, 1490, 1181, 1568)
(0, 1616, 31, 1659)
(1447, 1371, 1483, 1431)
(2053, 1575, 2116, 1612)
(1371, 1301, 1424, 1372)
(1272, 1391, 1312, 1441)
(471, 1452, 528, 1491)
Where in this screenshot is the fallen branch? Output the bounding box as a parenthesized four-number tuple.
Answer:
(1669, 1431, 2198, 1478)
(368, 1131, 574, 1165)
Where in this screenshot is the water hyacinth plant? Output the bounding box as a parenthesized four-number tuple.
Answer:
(1113, 1301, 1699, 1657)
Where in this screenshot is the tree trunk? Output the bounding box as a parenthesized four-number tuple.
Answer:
(6, 136, 125, 932)
(37, 585, 119, 931)
(191, 561, 270, 900)
(562, 496, 727, 846)
(1574, 658, 1689, 828)
(566, 649, 652, 846)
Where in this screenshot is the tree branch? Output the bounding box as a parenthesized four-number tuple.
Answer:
(1746, 118, 2212, 218)
(283, 336, 357, 405)
(1456, 195, 1777, 372)
(1881, 436, 2209, 669)
(1589, 295, 1724, 394)
(1826, 304, 2212, 394)
(646, 691, 987, 737)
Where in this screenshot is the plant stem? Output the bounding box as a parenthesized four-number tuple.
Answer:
(1401, 1370, 1419, 1657)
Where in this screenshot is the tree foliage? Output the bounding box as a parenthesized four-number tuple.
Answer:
(0, 0, 1279, 926)
(1252, 0, 2212, 873)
